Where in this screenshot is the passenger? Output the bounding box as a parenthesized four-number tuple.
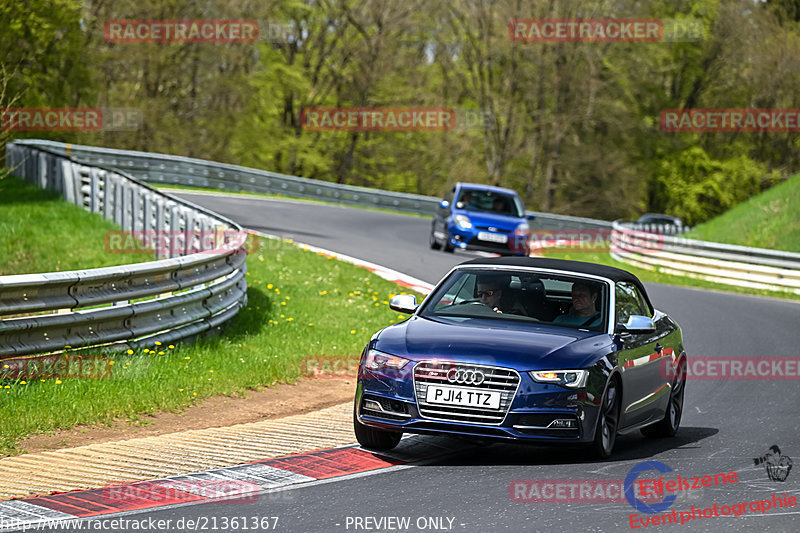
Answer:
(553, 282, 602, 328)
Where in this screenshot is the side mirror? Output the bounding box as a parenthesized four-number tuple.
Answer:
(616, 315, 655, 334)
(527, 213, 536, 220)
(439, 200, 450, 209)
(389, 294, 418, 315)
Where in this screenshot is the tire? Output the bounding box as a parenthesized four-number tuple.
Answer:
(429, 227, 442, 250)
(443, 230, 455, 253)
(641, 359, 686, 438)
(354, 409, 402, 451)
(591, 378, 621, 460)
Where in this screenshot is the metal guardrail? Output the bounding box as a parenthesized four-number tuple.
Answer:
(16, 140, 613, 231)
(611, 221, 800, 295)
(1, 142, 248, 358)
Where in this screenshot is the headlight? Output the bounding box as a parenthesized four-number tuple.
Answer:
(365, 349, 410, 372)
(454, 214, 472, 230)
(514, 222, 530, 235)
(529, 369, 589, 388)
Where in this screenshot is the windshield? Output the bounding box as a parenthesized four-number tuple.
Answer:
(419, 268, 608, 332)
(456, 189, 524, 218)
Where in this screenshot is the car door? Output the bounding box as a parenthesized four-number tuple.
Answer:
(433, 187, 455, 239)
(615, 281, 673, 428)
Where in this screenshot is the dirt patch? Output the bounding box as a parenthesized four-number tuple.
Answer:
(18, 378, 356, 455)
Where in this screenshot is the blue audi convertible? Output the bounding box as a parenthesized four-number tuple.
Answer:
(354, 257, 687, 459)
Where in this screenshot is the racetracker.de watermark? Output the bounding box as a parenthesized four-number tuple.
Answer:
(104, 229, 254, 254)
(300, 107, 492, 132)
(529, 229, 665, 254)
(1, 355, 113, 380)
(1, 107, 142, 131)
(661, 108, 800, 132)
(662, 356, 800, 381)
(509, 18, 704, 43)
(104, 19, 292, 43)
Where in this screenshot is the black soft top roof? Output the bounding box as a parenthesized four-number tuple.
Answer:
(458, 256, 652, 308)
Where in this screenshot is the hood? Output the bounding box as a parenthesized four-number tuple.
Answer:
(374, 316, 612, 371)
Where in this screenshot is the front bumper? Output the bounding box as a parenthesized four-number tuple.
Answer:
(447, 226, 529, 256)
(356, 364, 604, 444)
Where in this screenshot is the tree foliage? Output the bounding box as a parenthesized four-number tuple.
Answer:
(2, 0, 799, 224)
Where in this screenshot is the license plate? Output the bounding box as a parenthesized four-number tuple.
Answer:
(425, 385, 501, 409)
(477, 231, 507, 244)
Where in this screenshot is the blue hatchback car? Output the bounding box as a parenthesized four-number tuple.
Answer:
(354, 257, 688, 459)
(430, 183, 535, 256)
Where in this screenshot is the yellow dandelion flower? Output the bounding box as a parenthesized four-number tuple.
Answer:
(108, 361, 115, 365)
(3, 385, 9, 389)
(350, 330, 356, 334)
(285, 296, 290, 300)
(281, 301, 286, 306)
(280, 314, 285, 318)
(126, 350, 133, 355)
(40, 379, 45, 382)
(155, 341, 162, 346)
(2, 365, 8, 369)
(287, 318, 294, 322)
(55, 380, 62, 384)
(65, 345, 71, 349)
(179, 388, 184, 392)
(20, 381, 26, 385)
(209, 370, 214, 373)
(158, 351, 164, 355)
(267, 284, 274, 289)
(320, 290, 328, 295)
(169, 345, 175, 349)
(308, 323, 313, 326)
(185, 356, 191, 360)
(193, 392, 197, 396)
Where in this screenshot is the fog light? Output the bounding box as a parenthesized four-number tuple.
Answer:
(550, 419, 577, 428)
(364, 399, 383, 412)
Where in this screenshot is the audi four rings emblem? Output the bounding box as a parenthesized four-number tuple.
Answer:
(447, 368, 485, 385)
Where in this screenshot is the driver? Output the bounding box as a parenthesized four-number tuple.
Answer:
(553, 282, 601, 327)
(476, 274, 525, 315)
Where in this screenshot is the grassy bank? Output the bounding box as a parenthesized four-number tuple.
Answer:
(0, 173, 152, 275)
(0, 235, 422, 456)
(685, 173, 800, 253)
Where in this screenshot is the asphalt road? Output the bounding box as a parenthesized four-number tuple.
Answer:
(39, 192, 800, 533)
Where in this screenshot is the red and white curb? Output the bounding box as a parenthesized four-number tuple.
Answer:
(0, 439, 467, 531)
(249, 230, 435, 295)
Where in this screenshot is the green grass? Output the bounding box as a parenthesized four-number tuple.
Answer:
(685, 172, 800, 253)
(155, 183, 431, 219)
(540, 250, 800, 301)
(0, 173, 153, 275)
(0, 235, 422, 456)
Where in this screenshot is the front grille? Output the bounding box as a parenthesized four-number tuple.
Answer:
(413, 361, 520, 425)
(466, 237, 512, 252)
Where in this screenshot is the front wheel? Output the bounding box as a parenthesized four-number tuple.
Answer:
(429, 227, 442, 250)
(641, 359, 686, 438)
(591, 378, 620, 459)
(443, 230, 455, 253)
(354, 410, 402, 451)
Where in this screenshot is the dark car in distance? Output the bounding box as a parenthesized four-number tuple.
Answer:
(354, 256, 687, 459)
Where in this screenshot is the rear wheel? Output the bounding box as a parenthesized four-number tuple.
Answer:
(641, 358, 686, 438)
(354, 409, 402, 451)
(591, 378, 620, 459)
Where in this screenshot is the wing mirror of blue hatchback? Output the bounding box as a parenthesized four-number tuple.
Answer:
(439, 200, 450, 209)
